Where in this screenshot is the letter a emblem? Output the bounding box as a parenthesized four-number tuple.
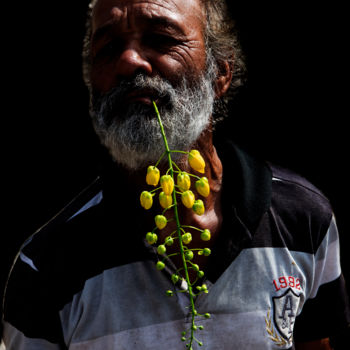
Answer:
(272, 288, 300, 341)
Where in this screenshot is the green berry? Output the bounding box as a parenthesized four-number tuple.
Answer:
(197, 270, 205, 278)
(156, 261, 165, 270)
(203, 248, 211, 256)
(166, 290, 173, 297)
(192, 264, 199, 272)
(157, 244, 166, 255)
(200, 229, 211, 241)
(146, 232, 157, 244)
(198, 325, 204, 330)
(165, 236, 174, 246)
(185, 250, 194, 260)
(181, 232, 192, 244)
(181, 337, 186, 342)
(198, 341, 203, 346)
(204, 313, 211, 319)
(171, 274, 179, 284)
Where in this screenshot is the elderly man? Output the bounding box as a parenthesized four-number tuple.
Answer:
(2, 0, 349, 349)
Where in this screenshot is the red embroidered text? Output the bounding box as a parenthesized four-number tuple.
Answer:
(273, 276, 301, 292)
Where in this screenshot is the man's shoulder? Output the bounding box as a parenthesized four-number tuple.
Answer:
(269, 162, 332, 214)
(2, 177, 110, 342)
(8, 177, 106, 289)
(21, 177, 104, 257)
(270, 163, 328, 198)
(267, 163, 333, 251)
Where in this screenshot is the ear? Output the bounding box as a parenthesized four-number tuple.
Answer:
(215, 60, 233, 99)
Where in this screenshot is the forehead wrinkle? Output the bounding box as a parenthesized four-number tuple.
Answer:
(129, 0, 205, 22)
(92, 0, 205, 34)
(92, 10, 184, 40)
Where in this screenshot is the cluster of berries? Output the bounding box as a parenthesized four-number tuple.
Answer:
(139, 101, 212, 349)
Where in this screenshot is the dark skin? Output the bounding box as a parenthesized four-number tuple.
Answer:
(90, 0, 228, 275)
(90, 1, 332, 348)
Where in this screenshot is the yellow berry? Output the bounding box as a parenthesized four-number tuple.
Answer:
(195, 177, 210, 197)
(188, 150, 205, 173)
(160, 175, 174, 195)
(155, 215, 167, 230)
(181, 190, 195, 208)
(159, 191, 173, 209)
(140, 191, 153, 210)
(146, 166, 160, 186)
(192, 199, 205, 215)
(177, 172, 191, 192)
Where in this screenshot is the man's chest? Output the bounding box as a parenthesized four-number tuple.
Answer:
(59, 247, 311, 349)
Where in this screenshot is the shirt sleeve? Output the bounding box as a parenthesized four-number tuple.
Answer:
(2, 322, 62, 350)
(2, 253, 66, 350)
(293, 216, 350, 342)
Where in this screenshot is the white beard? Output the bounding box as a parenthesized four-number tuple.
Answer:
(90, 60, 216, 170)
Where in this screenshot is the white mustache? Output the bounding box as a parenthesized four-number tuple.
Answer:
(93, 74, 173, 125)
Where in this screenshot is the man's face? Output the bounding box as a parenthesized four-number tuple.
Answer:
(89, 0, 217, 170)
(90, 0, 207, 97)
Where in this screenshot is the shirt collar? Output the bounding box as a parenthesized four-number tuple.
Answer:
(215, 138, 272, 233)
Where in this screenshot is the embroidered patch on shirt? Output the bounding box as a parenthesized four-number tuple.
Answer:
(266, 288, 301, 347)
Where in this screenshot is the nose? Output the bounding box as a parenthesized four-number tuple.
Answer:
(114, 44, 152, 79)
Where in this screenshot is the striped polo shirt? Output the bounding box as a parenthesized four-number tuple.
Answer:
(2, 141, 349, 349)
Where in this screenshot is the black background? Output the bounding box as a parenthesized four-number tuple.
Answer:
(1, 0, 349, 341)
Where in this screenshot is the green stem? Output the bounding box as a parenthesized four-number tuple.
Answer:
(168, 230, 179, 237)
(166, 252, 180, 258)
(153, 101, 196, 348)
(155, 151, 166, 167)
(170, 150, 189, 155)
(150, 187, 161, 193)
(186, 173, 202, 180)
(172, 161, 182, 172)
(162, 204, 176, 215)
(181, 225, 203, 232)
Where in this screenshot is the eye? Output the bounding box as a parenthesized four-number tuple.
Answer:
(143, 33, 180, 50)
(94, 38, 123, 61)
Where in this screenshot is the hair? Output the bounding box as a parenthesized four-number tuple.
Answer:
(82, 0, 246, 120)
